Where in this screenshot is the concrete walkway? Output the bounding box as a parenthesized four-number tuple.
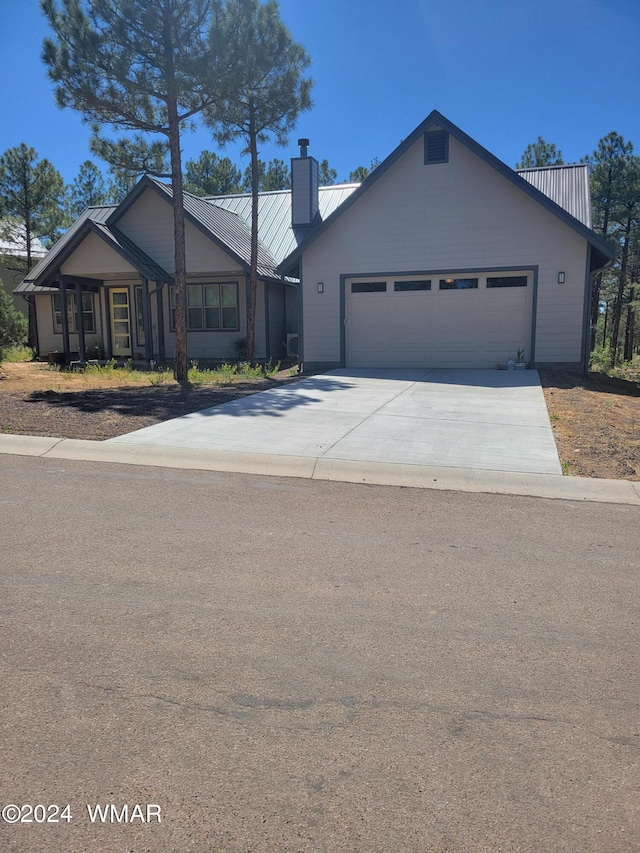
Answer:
(108, 368, 562, 475)
(1, 368, 639, 505)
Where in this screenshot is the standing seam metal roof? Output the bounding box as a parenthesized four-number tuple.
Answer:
(516, 164, 592, 228)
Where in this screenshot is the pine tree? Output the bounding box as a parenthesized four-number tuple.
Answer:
(207, 0, 312, 362)
(42, 0, 223, 380)
(516, 137, 564, 169)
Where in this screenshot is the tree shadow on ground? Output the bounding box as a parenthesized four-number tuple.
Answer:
(25, 376, 355, 420)
(539, 369, 640, 397)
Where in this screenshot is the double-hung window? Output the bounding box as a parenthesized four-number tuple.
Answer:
(52, 292, 96, 334)
(170, 283, 239, 331)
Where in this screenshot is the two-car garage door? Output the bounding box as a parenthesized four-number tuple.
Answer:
(345, 270, 533, 368)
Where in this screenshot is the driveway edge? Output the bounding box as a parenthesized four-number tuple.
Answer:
(0, 434, 638, 506)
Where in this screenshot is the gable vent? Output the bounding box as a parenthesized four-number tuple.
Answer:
(424, 129, 449, 164)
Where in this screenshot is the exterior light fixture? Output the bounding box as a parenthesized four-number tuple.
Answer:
(317, 282, 324, 293)
(557, 272, 565, 284)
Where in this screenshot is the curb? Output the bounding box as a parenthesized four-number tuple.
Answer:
(0, 434, 638, 506)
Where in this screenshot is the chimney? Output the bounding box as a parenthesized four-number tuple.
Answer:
(291, 137, 319, 227)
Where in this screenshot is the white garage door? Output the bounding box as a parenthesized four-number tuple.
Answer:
(346, 270, 533, 368)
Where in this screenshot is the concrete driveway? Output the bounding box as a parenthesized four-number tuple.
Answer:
(109, 368, 561, 475)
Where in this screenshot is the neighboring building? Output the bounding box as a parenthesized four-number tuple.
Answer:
(1, 222, 47, 319)
(15, 111, 613, 370)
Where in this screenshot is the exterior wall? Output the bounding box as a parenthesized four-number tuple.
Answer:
(267, 282, 287, 360)
(300, 134, 589, 367)
(117, 187, 240, 274)
(34, 289, 106, 358)
(160, 275, 270, 361)
(60, 232, 137, 276)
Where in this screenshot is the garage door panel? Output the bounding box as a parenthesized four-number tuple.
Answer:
(346, 271, 532, 368)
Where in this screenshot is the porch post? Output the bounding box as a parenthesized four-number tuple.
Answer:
(141, 278, 152, 361)
(156, 281, 165, 361)
(75, 282, 86, 362)
(59, 278, 71, 363)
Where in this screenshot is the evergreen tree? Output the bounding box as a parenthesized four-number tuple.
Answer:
(42, 0, 223, 380)
(0, 143, 67, 346)
(516, 137, 564, 168)
(318, 158, 337, 186)
(65, 159, 109, 217)
(0, 143, 67, 258)
(584, 132, 635, 353)
(184, 151, 242, 195)
(241, 158, 290, 192)
(207, 0, 312, 362)
(0, 283, 28, 361)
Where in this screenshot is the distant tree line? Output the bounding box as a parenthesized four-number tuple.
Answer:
(517, 135, 640, 367)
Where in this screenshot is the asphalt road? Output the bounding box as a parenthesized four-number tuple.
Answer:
(0, 455, 638, 853)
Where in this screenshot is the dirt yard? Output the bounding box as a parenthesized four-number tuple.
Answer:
(539, 369, 639, 480)
(1, 362, 638, 480)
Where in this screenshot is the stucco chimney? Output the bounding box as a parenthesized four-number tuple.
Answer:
(291, 138, 319, 227)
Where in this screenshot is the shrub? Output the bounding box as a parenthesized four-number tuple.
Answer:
(0, 285, 28, 361)
(1, 344, 34, 362)
(589, 344, 611, 372)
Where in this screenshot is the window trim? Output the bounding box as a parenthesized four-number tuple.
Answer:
(52, 291, 96, 334)
(169, 282, 239, 332)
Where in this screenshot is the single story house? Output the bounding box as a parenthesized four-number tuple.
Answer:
(16, 110, 614, 370)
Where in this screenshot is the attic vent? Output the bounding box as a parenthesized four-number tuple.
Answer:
(424, 130, 449, 164)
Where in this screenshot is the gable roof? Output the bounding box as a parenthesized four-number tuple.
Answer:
(14, 206, 171, 293)
(107, 176, 283, 280)
(278, 110, 615, 274)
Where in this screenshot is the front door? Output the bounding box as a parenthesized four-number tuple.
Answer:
(109, 288, 132, 357)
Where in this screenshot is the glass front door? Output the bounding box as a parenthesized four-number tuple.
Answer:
(109, 288, 132, 357)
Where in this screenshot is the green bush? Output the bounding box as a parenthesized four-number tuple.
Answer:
(0, 285, 28, 361)
(589, 344, 611, 372)
(1, 344, 34, 362)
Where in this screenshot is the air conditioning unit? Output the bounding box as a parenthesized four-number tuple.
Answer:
(286, 333, 299, 358)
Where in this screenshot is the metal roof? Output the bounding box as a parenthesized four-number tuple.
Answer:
(516, 164, 592, 228)
(150, 179, 280, 279)
(208, 184, 359, 264)
(0, 221, 48, 260)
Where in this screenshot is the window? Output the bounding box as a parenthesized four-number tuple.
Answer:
(394, 280, 431, 291)
(351, 282, 387, 293)
(486, 276, 528, 288)
(52, 292, 95, 333)
(170, 283, 238, 331)
(439, 278, 478, 290)
(424, 130, 449, 164)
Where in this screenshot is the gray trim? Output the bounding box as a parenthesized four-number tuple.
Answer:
(529, 268, 539, 366)
(264, 280, 270, 361)
(75, 280, 86, 361)
(341, 265, 539, 367)
(423, 130, 449, 164)
(298, 258, 304, 368)
(278, 110, 615, 275)
(582, 244, 592, 372)
(340, 274, 347, 367)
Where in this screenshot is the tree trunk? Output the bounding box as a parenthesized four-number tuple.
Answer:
(623, 287, 635, 362)
(167, 98, 188, 381)
(590, 205, 611, 351)
(163, 13, 188, 382)
(246, 101, 259, 364)
(610, 223, 631, 366)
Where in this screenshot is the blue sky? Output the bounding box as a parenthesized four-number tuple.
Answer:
(1, 0, 640, 185)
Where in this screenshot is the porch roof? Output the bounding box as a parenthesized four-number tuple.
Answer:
(14, 210, 171, 294)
